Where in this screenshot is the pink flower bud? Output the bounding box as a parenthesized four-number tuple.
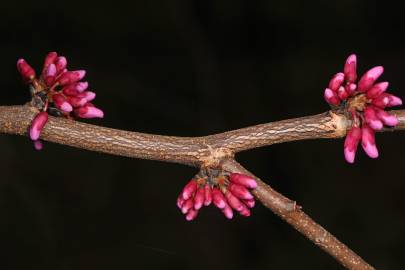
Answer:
(62, 82, 89, 96)
(67, 96, 87, 107)
(55, 56, 67, 73)
(239, 205, 251, 217)
(343, 127, 362, 164)
(386, 94, 402, 107)
(43, 52, 58, 70)
(229, 173, 257, 189)
(344, 54, 357, 83)
(75, 81, 89, 92)
(181, 180, 197, 200)
(186, 209, 199, 221)
(181, 198, 194, 214)
(346, 83, 357, 95)
(372, 94, 390, 108)
(53, 93, 73, 112)
(224, 190, 244, 211)
(29, 112, 48, 141)
(337, 86, 349, 100)
(357, 66, 384, 92)
(221, 204, 233, 219)
(62, 87, 80, 96)
(243, 199, 255, 208)
(204, 184, 212, 206)
(364, 107, 383, 130)
(361, 124, 379, 159)
(33, 140, 43, 151)
(374, 107, 399, 127)
(372, 94, 402, 108)
(74, 105, 104, 118)
(228, 183, 254, 200)
(324, 88, 341, 106)
(177, 195, 185, 209)
(43, 63, 57, 86)
(193, 188, 205, 210)
(366, 82, 389, 99)
(57, 70, 86, 86)
(328, 72, 345, 92)
(77, 91, 96, 102)
(212, 188, 226, 209)
(17, 59, 36, 81)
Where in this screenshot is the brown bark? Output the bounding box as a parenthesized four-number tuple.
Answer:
(4, 105, 404, 166)
(221, 159, 374, 270)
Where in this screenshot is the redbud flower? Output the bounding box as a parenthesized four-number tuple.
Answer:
(29, 112, 48, 141)
(57, 70, 86, 86)
(176, 172, 257, 221)
(203, 184, 212, 206)
(62, 82, 89, 95)
(53, 93, 73, 112)
(17, 59, 36, 82)
(43, 52, 58, 70)
(33, 140, 44, 151)
(17, 52, 104, 149)
(211, 187, 226, 208)
(243, 199, 255, 208)
(324, 88, 340, 106)
(222, 205, 234, 219)
(324, 54, 402, 163)
(193, 188, 205, 210)
(343, 126, 362, 164)
(229, 173, 258, 189)
(74, 103, 104, 118)
(185, 209, 198, 221)
(43, 64, 57, 86)
(361, 124, 378, 158)
(55, 56, 67, 72)
(224, 190, 245, 212)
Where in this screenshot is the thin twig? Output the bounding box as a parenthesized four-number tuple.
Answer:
(221, 158, 374, 270)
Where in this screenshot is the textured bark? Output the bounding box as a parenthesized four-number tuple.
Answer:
(221, 159, 374, 270)
(4, 105, 403, 166)
(2, 104, 404, 270)
(206, 111, 350, 152)
(0, 105, 206, 166)
(392, 110, 405, 129)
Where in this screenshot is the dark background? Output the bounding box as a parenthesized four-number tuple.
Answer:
(0, 1, 404, 269)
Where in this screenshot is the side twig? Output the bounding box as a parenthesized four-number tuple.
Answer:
(221, 158, 374, 270)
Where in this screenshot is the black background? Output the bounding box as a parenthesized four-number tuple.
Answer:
(1, 1, 405, 269)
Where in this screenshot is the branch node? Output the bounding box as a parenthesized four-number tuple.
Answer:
(329, 110, 351, 137)
(199, 145, 234, 168)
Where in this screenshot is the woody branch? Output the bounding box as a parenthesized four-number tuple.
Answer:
(1, 104, 405, 269)
(8, 52, 404, 270)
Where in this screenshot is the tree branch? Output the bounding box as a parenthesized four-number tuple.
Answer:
(2, 105, 404, 166)
(2, 104, 404, 269)
(220, 158, 374, 270)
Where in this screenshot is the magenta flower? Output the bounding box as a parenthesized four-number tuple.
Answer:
(17, 52, 104, 149)
(29, 111, 48, 141)
(324, 54, 402, 163)
(177, 173, 257, 221)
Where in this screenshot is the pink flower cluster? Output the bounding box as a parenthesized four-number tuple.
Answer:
(177, 173, 257, 221)
(17, 52, 104, 149)
(324, 54, 402, 163)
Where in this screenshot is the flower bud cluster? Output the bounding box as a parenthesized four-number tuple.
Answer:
(324, 54, 402, 163)
(17, 52, 104, 149)
(177, 172, 257, 221)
